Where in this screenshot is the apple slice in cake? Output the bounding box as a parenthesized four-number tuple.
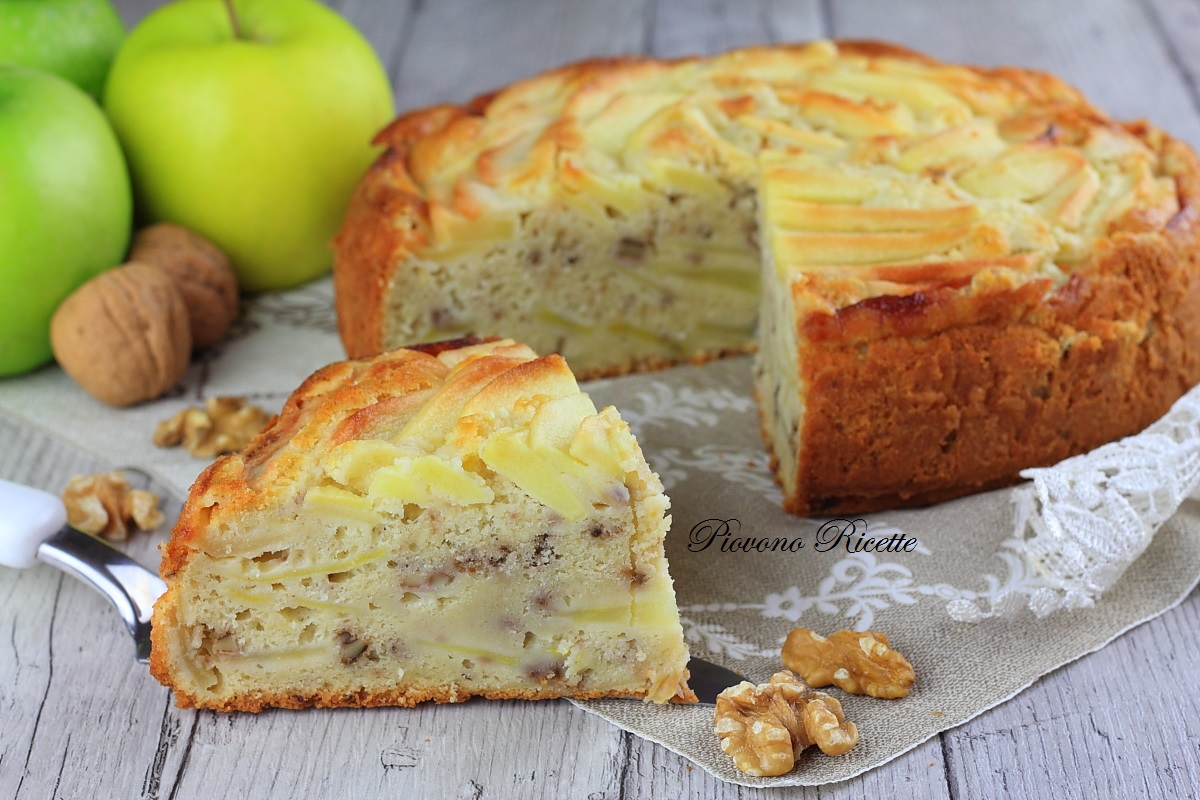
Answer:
(150, 338, 694, 710)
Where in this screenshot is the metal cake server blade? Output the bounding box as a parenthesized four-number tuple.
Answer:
(686, 658, 746, 705)
(38, 525, 164, 663)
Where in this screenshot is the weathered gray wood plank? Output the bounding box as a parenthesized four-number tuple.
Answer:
(112, 0, 156, 27)
(0, 566, 62, 797)
(390, 0, 648, 112)
(1141, 0, 1200, 134)
(942, 587, 1200, 800)
(828, 0, 1200, 147)
(647, 0, 824, 57)
(168, 699, 630, 800)
(621, 731, 951, 799)
(327, 0, 419, 83)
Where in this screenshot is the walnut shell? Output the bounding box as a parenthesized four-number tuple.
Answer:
(50, 262, 192, 407)
(130, 223, 238, 349)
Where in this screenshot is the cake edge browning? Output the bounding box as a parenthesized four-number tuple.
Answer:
(150, 338, 697, 711)
(767, 133, 1200, 516)
(150, 345, 447, 700)
(156, 337, 492, 583)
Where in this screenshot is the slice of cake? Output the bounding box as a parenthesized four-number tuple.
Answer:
(752, 131, 1196, 513)
(334, 40, 1200, 514)
(150, 338, 695, 710)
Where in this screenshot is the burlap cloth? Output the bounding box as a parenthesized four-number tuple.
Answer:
(2, 277, 1197, 787)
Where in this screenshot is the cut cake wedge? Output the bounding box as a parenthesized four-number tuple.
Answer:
(335, 40, 1200, 516)
(150, 338, 695, 710)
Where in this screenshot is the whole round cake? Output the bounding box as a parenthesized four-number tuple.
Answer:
(333, 40, 1200, 515)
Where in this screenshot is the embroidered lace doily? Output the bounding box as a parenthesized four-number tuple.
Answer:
(948, 383, 1200, 621)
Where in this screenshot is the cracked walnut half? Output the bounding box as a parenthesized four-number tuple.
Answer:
(61, 471, 164, 542)
(714, 671, 859, 777)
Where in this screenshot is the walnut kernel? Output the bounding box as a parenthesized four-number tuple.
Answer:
(335, 630, 368, 664)
(153, 397, 271, 458)
(782, 628, 915, 699)
(714, 671, 859, 777)
(61, 471, 164, 541)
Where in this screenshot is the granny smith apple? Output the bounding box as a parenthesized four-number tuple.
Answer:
(0, 66, 132, 376)
(104, 0, 395, 292)
(0, 0, 124, 100)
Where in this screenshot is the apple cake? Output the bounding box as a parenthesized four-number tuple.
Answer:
(150, 338, 695, 710)
(333, 40, 1200, 514)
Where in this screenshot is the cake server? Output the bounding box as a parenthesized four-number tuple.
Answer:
(0, 478, 165, 662)
(0, 477, 744, 701)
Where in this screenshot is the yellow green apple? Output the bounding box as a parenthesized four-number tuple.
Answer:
(103, 0, 394, 292)
(0, 0, 124, 99)
(0, 66, 131, 376)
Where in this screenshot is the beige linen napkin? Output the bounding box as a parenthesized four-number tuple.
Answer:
(2, 277, 1196, 787)
(577, 358, 1200, 787)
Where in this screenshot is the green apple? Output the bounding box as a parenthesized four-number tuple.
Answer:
(0, 66, 132, 376)
(104, 0, 395, 292)
(0, 0, 124, 99)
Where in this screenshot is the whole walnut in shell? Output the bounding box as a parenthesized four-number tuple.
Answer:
(130, 223, 238, 349)
(50, 262, 192, 407)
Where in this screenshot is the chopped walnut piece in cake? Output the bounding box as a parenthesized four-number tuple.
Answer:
(61, 471, 164, 542)
(154, 397, 271, 458)
(782, 628, 915, 699)
(714, 671, 858, 777)
(335, 630, 370, 664)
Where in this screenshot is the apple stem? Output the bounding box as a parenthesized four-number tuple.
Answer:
(223, 0, 243, 40)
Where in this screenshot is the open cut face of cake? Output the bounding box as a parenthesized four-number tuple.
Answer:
(334, 39, 1200, 514)
(150, 338, 695, 711)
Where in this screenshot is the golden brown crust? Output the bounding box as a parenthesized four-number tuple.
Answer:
(773, 135, 1200, 515)
(158, 346, 458, 581)
(333, 151, 425, 357)
(165, 682, 674, 713)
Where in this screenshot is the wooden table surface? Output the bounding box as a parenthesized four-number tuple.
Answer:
(4, 0, 1200, 797)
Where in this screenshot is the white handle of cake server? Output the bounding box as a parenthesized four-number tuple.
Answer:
(0, 478, 68, 569)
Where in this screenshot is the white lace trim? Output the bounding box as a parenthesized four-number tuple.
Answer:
(949, 383, 1200, 621)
